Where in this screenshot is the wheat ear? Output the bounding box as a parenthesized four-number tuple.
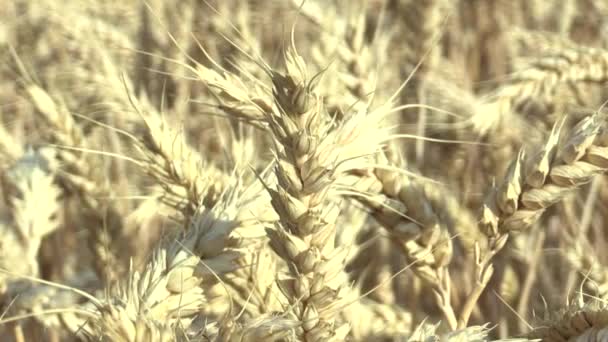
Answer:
(472, 46, 608, 135)
(346, 155, 458, 329)
(461, 113, 608, 328)
(80, 179, 259, 341)
(527, 297, 608, 342)
(133, 110, 229, 223)
(262, 48, 352, 341)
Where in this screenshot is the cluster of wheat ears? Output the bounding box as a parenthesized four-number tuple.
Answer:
(2, 0, 608, 341)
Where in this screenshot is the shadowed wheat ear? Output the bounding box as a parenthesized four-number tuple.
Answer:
(0, 149, 61, 284)
(0, 149, 62, 341)
(527, 297, 608, 342)
(563, 239, 608, 301)
(343, 297, 413, 340)
(409, 321, 538, 341)
(0, 122, 22, 167)
(346, 156, 458, 330)
(25, 84, 127, 285)
(208, 247, 284, 320)
(192, 175, 278, 319)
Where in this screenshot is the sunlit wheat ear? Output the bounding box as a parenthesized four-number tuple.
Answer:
(462, 112, 608, 330)
(482, 113, 608, 236)
(258, 30, 412, 338)
(256, 43, 372, 340)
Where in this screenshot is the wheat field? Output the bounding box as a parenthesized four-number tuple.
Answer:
(1, 0, 608, 341)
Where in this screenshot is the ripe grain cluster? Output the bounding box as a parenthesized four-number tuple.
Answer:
(1, 1, 608, 341)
